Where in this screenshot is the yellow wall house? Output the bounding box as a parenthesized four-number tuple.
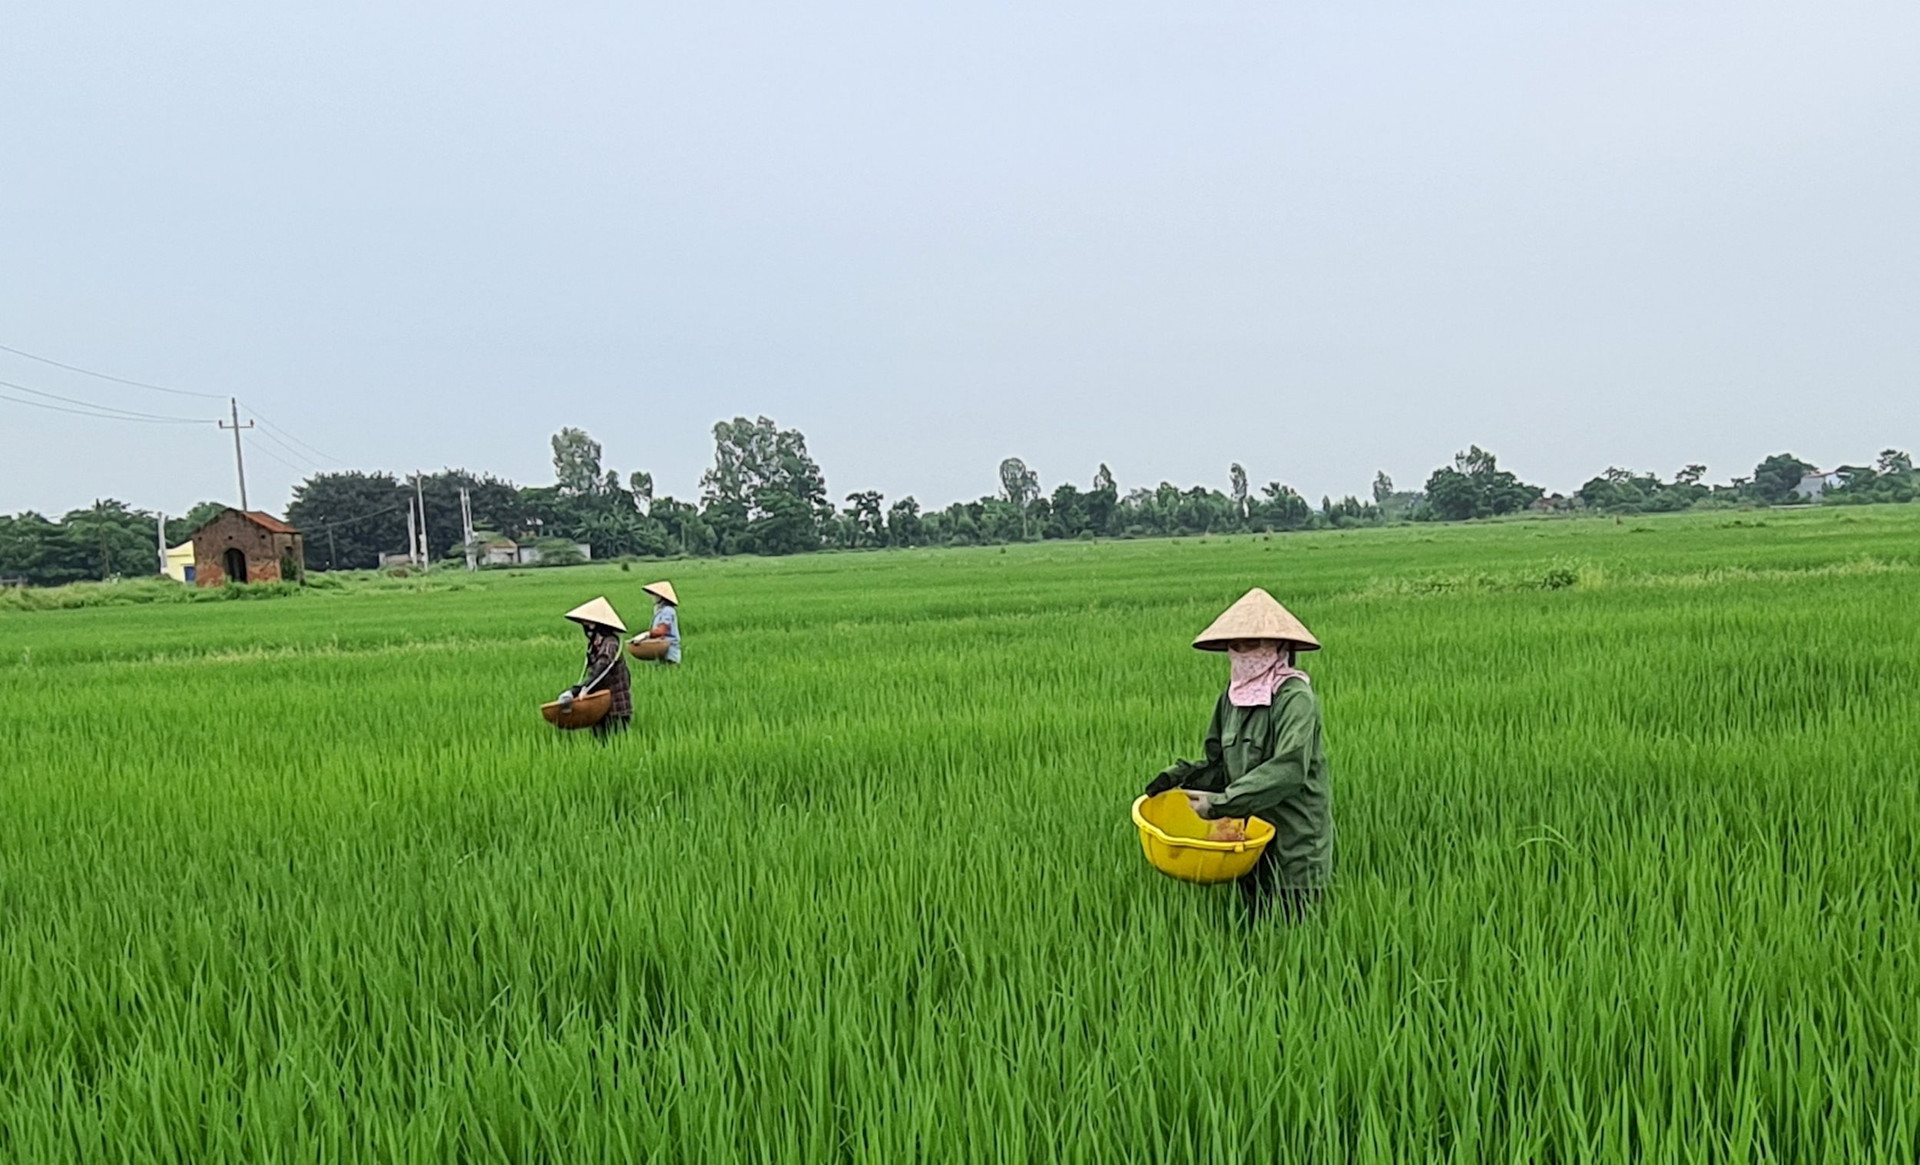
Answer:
(164, 541, 196, 583)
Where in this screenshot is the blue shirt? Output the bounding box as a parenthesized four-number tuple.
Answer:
(653, 602, 681, 663)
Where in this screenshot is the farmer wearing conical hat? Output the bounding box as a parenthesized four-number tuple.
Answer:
(1145, 588, 1332, 919)
(627, 580, 682, 664)
(560, 596, 632, 737)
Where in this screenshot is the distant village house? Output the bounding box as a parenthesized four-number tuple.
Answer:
(1794, 470, 1842, 501)
(190, 509, 305, 586)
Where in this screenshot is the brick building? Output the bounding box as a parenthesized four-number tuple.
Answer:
(190, 509, 306, 587)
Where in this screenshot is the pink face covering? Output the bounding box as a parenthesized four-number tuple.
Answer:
(1226, 642, 1309, 707)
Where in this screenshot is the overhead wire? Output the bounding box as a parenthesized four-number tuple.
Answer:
(2, 339, 347, 477)
(0, 341, 226, 400)
(242, 402, 341, 466)
(0, 379, 217, 425)
(246, 440, 310, 476)
(248, 424, 327, 471)
(303, 502, 408, 533)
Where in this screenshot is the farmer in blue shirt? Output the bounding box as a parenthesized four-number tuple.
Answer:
(629, 580, 681, 664)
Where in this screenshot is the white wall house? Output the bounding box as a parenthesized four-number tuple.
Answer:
(1794, 470, 1842, 501)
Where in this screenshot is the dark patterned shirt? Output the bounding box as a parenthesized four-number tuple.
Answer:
(583, 633, 632, 719)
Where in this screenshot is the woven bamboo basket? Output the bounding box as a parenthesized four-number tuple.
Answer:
(628, 638, 669, 661)
(541, 689, 612, 729)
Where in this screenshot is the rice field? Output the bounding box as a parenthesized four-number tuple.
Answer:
(3, 505, 1918, 1162)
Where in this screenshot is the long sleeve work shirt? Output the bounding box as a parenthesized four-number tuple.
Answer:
(1157, 677, 1332, 889)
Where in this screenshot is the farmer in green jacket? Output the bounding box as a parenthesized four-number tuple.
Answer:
(1146, 588, 1332, 920)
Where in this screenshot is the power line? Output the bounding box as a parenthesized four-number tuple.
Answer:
(243, 402, 342, 466)
(249, 424, 326, 471)
(0, 341, 226, 400)
(303, 501, 408, 533)
(0, 376, 219, 423)
(1, 340, 348, 472)
(0, 383, 215, 425)
(246, 439, 309, 476)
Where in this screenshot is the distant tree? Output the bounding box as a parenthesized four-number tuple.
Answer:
(650, 495, 713, 556)
(1748, 453, 1818, 504)
(551, 427, 604, 495)
(1421, 446, 1543, 520)
(1877, 449, 1913, 476)
(701, 416, 830, 548)
(1255, 483, 1313, 530)
(628, 471, 654, 513)
(59, 500, 156, 581)
(998, 457, 1040, 508)
(1047, 482, 1085, 538)
(0, 512, 73, 586)
(287, 471, 408, 570)
(1085, 465, 1118, 535)
(845, 490, 886, 548)
(1229, 464, 1250, 518)
(1323, 495, 1381, 528)
(1674, 464, 1707, 487)
(1372, 471, 1394, 505)
(886, 497, 924, 547)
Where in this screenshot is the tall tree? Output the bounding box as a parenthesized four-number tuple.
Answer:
(286, 472, 408, 570)
(845, 491, 886, 548)
(60, 500, 157, 581)
(1877, 449, 1912, 476)
(1229, 464, 1249, 518)
(551, 428, 604, 495)
(1085, 465, 1119, 536)
(1422, 446, 1543, 521)
(1372, 471, 1394, 504)
(700, 416, 830, 549)
(998, 457, 1040, 508)
(886, 497, 924, 547)
(1748, 453, 1817, 504)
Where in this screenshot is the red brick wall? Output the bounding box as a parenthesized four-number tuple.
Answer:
(191, 512, 305, 586)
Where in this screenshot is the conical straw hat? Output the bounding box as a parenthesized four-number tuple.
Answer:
(563, 596, 626, 632)
(642, 580, 679, 606)
(1191, 587, 1320, 652)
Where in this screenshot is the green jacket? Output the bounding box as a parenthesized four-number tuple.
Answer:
(1157, 677, 1333, 888)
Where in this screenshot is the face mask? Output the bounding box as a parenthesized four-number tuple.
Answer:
(1227, 643, 1305, 707)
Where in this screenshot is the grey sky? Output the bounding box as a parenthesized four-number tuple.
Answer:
(4, 1, 1917, 519)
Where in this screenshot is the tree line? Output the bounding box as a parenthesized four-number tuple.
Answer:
(1, 418, 1913, 586)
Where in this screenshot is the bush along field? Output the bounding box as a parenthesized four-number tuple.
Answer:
(2, 505, 1917, 1161)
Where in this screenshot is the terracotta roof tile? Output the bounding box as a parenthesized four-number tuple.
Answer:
(242, 510, 299, 534)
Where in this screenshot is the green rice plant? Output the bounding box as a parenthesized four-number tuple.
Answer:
(1, 504, 1917, 1161)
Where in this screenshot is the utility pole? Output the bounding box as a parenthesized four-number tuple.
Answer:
(414, 473, 429, 568)
(156, 511, 167, 576)
(459, 486, 477, 571)
(218, 398, 254, 510)
(327, 527, 337, 572)
(405, 501, 418, 569)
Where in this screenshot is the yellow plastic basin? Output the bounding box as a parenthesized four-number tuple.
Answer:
(1131, 790, 1275, 884)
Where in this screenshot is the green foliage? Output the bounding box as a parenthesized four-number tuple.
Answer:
(1576, 467, 1708, 514)
(3, 507, 1920, 1156)
(1422, 446, 1544, 520)
(1748, 452, 1818, 504)
(549, 426, 604, 495)
(0, 499, 161, 586)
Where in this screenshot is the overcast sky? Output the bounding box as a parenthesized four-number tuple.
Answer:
(4, 1, 1917, 518)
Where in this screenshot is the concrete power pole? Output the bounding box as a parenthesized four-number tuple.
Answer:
(414, 474, 429, 568)
(405, 501, 418, 568)
(459, 486, 477, 572)
(156, 512, 167, 576)
(218, 398, 254, 510)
